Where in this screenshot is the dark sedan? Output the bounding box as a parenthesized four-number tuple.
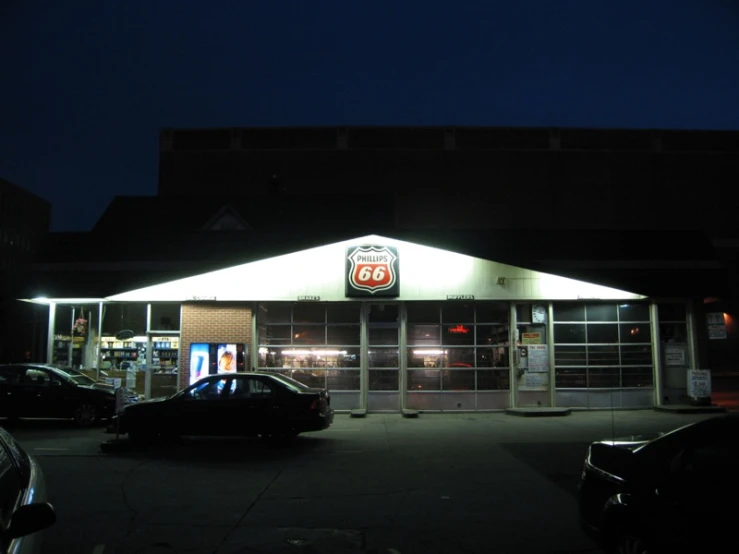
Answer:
(0, 363, 126, 426)
(578, 414, 739, 554)
(109, 372, 334, 443)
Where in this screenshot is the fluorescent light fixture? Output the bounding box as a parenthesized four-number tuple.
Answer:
(413, 349, 446, 356)
(281, 349, 348, 357)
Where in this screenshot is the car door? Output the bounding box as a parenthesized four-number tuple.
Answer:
(0, 436, 24, 552)
(0, 366, 21, 418)
(656, 423, 739, 551)
(14, 367, 60, 418)
(245, 376, 284, 435)
(220, 376, 257, 436)
(173, 376, 232, 436)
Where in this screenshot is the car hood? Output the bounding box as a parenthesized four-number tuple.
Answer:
(597, 432, 664, 451)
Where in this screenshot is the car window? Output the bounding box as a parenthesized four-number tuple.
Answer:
(23, 369, 52, 386)
(0, 429, 31, 483)
(682, 439, 739, 476)
(226, 378, 249, 399)
(0, 367, 19, 385)
(185, 378, 229, 400)
(0, 440, 23, 529)
(249, 378, 274, 397)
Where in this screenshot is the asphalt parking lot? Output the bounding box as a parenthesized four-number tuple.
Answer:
(3, 410, 718, 554)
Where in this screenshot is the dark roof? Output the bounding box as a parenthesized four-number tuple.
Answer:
(20, 228, 728, 300)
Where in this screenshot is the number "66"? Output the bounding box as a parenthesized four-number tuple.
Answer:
(358, 266, 386, 282)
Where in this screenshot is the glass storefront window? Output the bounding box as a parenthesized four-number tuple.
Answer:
(327, 325, 360, 345)
(260, 326, 292, 344)
(554, 302, 654, 390)
(554, 324, 586, 343)
(290, 369, 326, 389)
(406, 302, 440, 323)
(475, 302, 509, 323)
(621, 345, 652, 365)
(477, 325, 509, 345)
(618, 303, 650, 322)
(368, 348, 399, 368)
(407, 369, 440, 390)
(327, 303, 360, 323)
(327, 370, 360, 390)
(368, 304, 399, 323)
(620, 323, 651, 343)
(442, 303, 474, 323)
(293, 303, 325, 324)
(369, 328, 398, 345)
(476, 347, 509, 368)
(101, 303, 147, 336)
(554, 345, 585, 365)
(293, 326, 326, 345)
(408, 325, 441, 345)
(621, 367, 653, 387)
(585, 304, 618, 322)
(369, 370, 398, 390)
(587, 345, 619, 365)
(258, 347, 360, 369)
(553, 303, 585, 322)
(407, 348, 445, 368)
(258, 303, 291, 323)
(588, 368, 620, 388)
(445, 347, 475, 367)
(587, 323, 618, 343)
(442, 324, 474, 345)
(442, 369, 475, 391)
(476, 369, 509, 390)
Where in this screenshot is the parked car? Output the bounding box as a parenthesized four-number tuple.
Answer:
(0, 426, 56, 553)
(108, 372, 334, 443)
(578, 414, 739, 554)
(0, 363, 136, 427)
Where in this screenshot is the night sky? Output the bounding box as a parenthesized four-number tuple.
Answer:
(2, 1, 739, 232)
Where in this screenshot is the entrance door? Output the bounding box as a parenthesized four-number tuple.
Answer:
(514, 303, 552, 408)
(365, 303, 401, 412)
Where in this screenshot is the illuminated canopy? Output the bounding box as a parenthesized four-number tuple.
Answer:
(100, 234, 645, 303)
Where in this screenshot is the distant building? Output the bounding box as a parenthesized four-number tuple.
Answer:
(0, 177, 51, 362)
(18, 126, 739, 410)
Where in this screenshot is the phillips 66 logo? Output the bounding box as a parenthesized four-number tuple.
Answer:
(345, 246, 399, 297)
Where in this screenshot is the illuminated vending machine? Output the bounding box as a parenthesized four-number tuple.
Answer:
(189, 343, 248, 385)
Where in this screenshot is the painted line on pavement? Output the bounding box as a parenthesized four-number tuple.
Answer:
(92, 545, 105, 554)
(34, 447, 70, 452)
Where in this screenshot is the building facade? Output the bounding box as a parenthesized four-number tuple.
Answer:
(24, 234, 706, 412)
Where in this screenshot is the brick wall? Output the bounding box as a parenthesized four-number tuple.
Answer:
(180, 303, 252, 387)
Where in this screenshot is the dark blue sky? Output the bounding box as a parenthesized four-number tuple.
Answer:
(2, 1, 738, 231)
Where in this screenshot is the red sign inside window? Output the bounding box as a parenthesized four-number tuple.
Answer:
(448, 325, 469, 334)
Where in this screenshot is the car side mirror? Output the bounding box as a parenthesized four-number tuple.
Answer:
(7, 502, 56, 539)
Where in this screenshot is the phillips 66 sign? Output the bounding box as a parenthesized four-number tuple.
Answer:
(345, 245, 400, 297)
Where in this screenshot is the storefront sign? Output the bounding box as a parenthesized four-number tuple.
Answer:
(447, 295, 475, 300)
(346, 245, 399, 297)
(687, 369, 711, 398)
(298, 295, 321, 301)
(521, 333, 541, 344)
(187, 295, 217, 301)
(448, 325, 470, 334)
(527, 344, 549, 373)
(664, 346, 686, 366)
(707, 313, 727, 340)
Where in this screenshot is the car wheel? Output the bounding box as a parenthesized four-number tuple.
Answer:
(74, 403, 99, 427)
